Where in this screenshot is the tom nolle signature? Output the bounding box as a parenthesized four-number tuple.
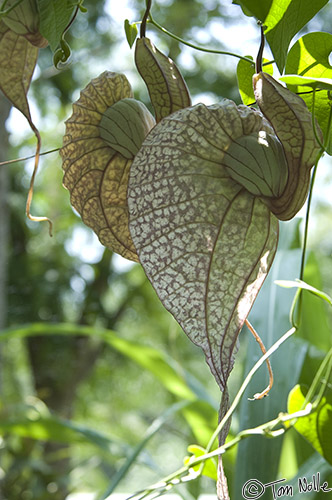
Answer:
(242, 473, 332, 498)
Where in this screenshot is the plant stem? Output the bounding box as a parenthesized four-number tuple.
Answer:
(148, 14, 254, 64)
(140, 0, 152, 37)
(0, 148, 60, 167)
(256, 25, 264, 73)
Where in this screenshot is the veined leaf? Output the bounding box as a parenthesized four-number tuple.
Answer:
(60, 72, 151, 262)
(135, 37, 191, 122)
(128, 103, 279, 390)
(0, 21, 38, 121)
(264, 0, 328, 72)
(285, 32, 332, 154)
(288, 384, 332, 465)
(37, 0, 75, 52)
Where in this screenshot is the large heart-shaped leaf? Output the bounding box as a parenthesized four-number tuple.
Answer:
(128, 103, 279, 390)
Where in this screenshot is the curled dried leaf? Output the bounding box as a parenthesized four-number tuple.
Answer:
(61, 71, 155, 262)
(135, 37, 191, 122)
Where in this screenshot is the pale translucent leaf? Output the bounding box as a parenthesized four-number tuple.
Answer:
(61, 71, 154, 262)
(128, 103, 279, 389)
(0, 21, 38, 121)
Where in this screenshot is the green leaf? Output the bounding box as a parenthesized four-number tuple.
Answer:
(232, 0, 272, 20)
(0, 403, 122, 452)
(280, 75, 332, 91)
(185, 444, 218, 481)
(124, 19, 138, 48)
(237, 56, 273, 105)
(37, 0, 75, 52)
(128, 102, 279, 391)
(135, 37, 191, 122)
(275, 278, 332, 305)
(0, 21, 38, 121)
(288, 384, 332, 465)
(0, 322, 197, 402)
(285, 32, 332, 154)
(297, 253, 332, 351)
(264, 0, 328, 73)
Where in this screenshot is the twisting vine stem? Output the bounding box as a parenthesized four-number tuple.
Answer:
(25, 121, 53, 237)
(140, 0, 152, 37)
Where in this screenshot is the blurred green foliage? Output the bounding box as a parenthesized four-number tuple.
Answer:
(1, 1, 332, 499)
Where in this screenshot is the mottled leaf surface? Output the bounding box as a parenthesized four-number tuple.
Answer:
(0, 21, 38, 121)
(285, 32, 332, 154)
(128, 103, 278, 390)
(135, 37, 191, 122)
(61, 71, 139, 262)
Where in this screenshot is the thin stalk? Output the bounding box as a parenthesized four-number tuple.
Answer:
(0, 147, 60, 167)
(148, 14, 254, 65)
(256, 25, 264, 73)
(140, 0, 152, 38)
(25, 120, 53, 236)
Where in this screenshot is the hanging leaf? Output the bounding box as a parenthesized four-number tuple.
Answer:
(60, 71, 156, 262)
(128, 102, 279, 390)
(135, 37, 191, 122)
(288, 384, 332, 465)
(124, 19, 138, 48)
(0, 21, 38, 121)
(285, 32, 332, 154)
